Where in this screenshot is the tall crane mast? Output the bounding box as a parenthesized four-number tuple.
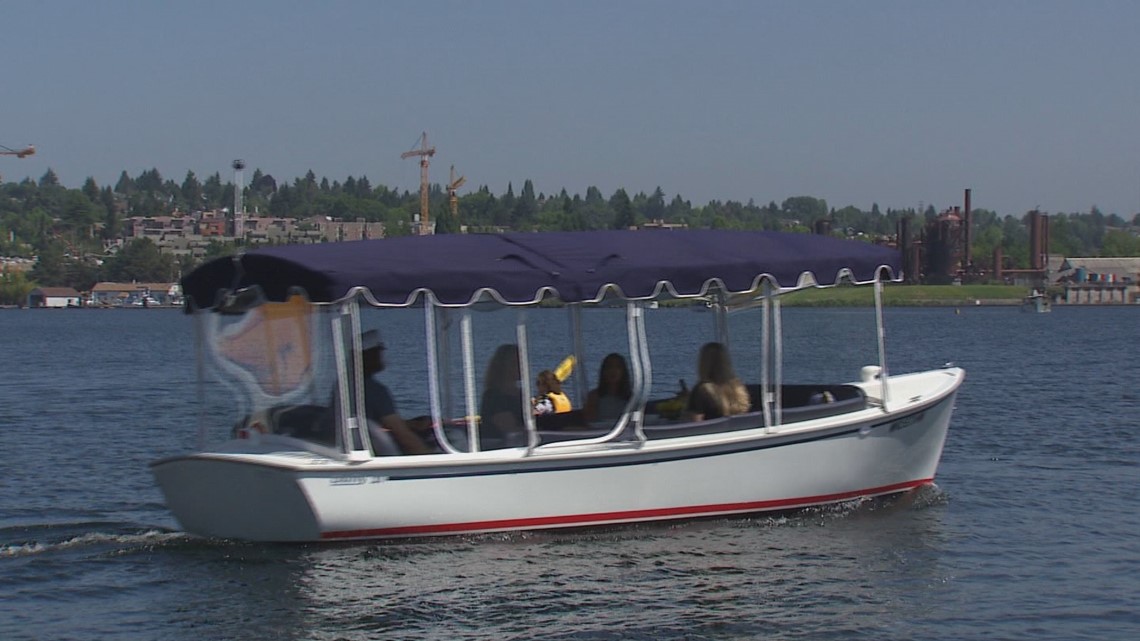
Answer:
(400, 132, 435, 235)
(448, 165, 466, 229)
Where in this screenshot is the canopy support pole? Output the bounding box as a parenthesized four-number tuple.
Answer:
(772, 288, 783, 428)
(436, 307, 453, 420)
(714, 288, 729, 346)
(760, 282, 773, 431)
(631, 302, 650, 444)
(874, 279, 890, 410)
(425, 298, 461, 454)
(460, 309, 479, 451)
(333, 303, 371, 460)
(517, 309, 539, 452)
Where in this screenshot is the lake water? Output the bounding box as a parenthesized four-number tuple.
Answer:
(1, 305, 1138, 640)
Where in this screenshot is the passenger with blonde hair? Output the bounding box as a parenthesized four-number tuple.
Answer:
(685, 342, 750, 420)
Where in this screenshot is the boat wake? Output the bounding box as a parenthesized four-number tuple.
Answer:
(0, 522, 191, 558)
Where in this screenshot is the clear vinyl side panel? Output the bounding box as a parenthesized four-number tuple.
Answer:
(192, 292, 363, 454)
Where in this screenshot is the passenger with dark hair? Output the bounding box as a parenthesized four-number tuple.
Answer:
(358, 329, 432, 455)
(583, 352, 632, 422)
(479, 344, 526, 444)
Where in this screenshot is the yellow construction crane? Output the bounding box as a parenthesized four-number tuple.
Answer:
(400, 132, 435, 235)
(447, 165, 466, 226)
(1, 144, 34, 183)
(1, 144, 35, 158)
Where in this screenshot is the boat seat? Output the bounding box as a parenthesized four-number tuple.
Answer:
(535, 409, 589, 431)
(746, 384, 867, 424)
(639, 385, 867, 439)
(269, 404, 337, 445)
(259, 404, 403, 455)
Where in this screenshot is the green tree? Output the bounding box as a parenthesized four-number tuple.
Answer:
(103, 238, 176, 282)
(203, 240, 238, 261)
(64, 257, 101, 291)
(29, 240, 67, 286)
(1001, 216, 1030, 268)
(644, 187, 666, 222)
(102, 187, 121, 240)
(383, 207, 413, 237)
(1101, 230, 1140, 256)
(781, 196, 828, 224)
(610, 188, 636, 230)
(0, 268, 35, 306)
(60, 190, 100, 231)
(39, 168, 61, 187)
(81, 177, 100, 202)
(667, 195, 692, 223)
(202, 172, 224, 209)
(433, 201, 458, 234)
(181, 171, 203, 210)
(512, 179, 538, 228)
(113, 171, 135, 195)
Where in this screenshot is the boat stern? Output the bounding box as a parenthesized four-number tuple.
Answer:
(151, 454, 322, 542)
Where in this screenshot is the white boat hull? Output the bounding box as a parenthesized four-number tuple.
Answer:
(152, 368, 962, 542)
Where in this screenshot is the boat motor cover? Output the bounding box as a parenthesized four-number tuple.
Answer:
(181, 229, 901, 309)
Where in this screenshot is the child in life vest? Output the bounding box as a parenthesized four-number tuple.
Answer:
(533, 369, 571, 415)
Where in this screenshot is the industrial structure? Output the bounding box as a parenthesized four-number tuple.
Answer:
(447, 165, 466, 223)
(991, 209, 1050, 286)
(887, 188, 1050, 287)
(232, 159, 246, 238)
(400, 132, 435, 235)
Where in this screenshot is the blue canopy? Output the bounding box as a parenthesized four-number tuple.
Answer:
(181, 229, 901, 309)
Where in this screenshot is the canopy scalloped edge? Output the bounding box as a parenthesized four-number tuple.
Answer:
(181, 230, 902, 311)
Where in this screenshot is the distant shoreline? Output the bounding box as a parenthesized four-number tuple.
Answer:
(0, 304, 183, 310)
(6, 285, 1129, 310)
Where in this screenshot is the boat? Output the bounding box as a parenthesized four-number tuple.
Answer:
(1022, 289, 1051, 313)
(151, 229, 964, 542)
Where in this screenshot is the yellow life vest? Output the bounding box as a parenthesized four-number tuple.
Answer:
(548, 391, 571, 414)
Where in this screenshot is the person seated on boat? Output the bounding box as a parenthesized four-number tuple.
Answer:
(359, 329, 433, 455)
(479, 344, 527, 446)
(533, 369, 572, 415)
(685, 342, 751, 421)
(583, 352, 632, 422)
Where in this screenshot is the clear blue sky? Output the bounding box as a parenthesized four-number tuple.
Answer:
(4, 0, 1139, 218)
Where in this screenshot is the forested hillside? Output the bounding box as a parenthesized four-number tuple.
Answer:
(2, 166, 1139, 305)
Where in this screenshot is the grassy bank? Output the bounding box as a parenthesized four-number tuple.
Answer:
(779, 284, 1026, 307)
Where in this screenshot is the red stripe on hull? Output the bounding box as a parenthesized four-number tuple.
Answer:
(321, 478, 933, 540)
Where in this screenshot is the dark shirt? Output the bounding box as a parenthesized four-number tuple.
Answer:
(479, 388, 525, 443)
(364, 377, 397, 423)
(686, 383, 725, 419)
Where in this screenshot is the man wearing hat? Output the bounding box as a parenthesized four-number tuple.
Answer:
(360, 329, 432, 455)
